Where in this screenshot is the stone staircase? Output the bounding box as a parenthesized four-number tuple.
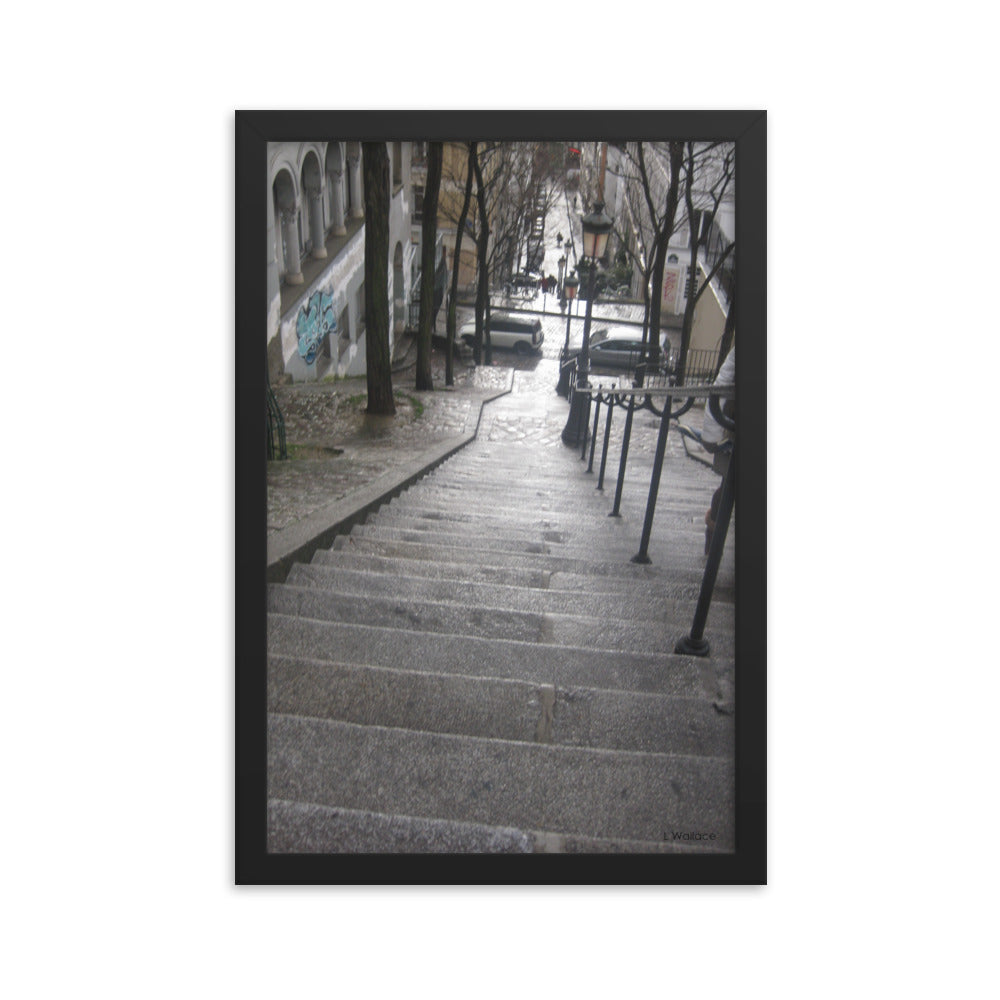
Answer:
(267, 392, 736, 853)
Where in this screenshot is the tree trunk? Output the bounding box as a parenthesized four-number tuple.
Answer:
(677, 143, 700, 384)
(678, 143, 734, 382)
(362, 142, 395, 415)
(647, 142, 684, 371)
(716, 285, 736, 379)
(416, 142, 442, 391)
(472, 145, 491, 366)
(446, 143, 475, 386)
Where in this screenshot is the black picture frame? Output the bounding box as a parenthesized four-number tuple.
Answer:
(237, 110, 766, 885)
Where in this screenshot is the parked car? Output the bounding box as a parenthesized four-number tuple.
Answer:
(571, 327, 672, 371)
(460, 314, 545, 355)
(509, 272, 540, 293)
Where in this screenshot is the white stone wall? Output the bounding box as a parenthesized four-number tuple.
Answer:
(279, 227, 366, 382)
(266, 141, 413, 383)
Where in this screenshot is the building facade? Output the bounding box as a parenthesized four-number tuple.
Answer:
(267, 141, 417, 383)
(580, 140, 735, 361)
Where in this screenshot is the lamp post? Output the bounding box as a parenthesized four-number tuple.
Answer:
(556, 271, 579, 396)
(561, 200, 613, 446)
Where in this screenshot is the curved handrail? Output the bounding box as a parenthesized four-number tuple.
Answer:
(564, 375, 736, 655)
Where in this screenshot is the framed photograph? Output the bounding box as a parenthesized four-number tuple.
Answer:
(237, 111, 765, 883)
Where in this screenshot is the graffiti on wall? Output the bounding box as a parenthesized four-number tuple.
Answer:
(662, 268, 679, 309)
(296, 289, 337, 365)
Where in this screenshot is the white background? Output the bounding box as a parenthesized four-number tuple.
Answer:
(3, 3, 997, 997)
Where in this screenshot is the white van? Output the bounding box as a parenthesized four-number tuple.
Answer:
(459, 314, 544, 355)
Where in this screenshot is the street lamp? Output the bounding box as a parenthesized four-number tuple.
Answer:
(556, 270, 579, 396)
(561, 200, 613, 445)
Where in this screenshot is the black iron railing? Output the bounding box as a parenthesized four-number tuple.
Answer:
(266, 383, 287, 461)
(573, 375, 735, 657)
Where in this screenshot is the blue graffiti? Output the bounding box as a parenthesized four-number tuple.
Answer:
(296, 290, 337, 365)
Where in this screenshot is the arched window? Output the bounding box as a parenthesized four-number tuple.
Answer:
(272, 169, 301, 283)
(301, 152, 324, 256)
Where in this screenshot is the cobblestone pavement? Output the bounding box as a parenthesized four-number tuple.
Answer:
(267, 345, 511, 533)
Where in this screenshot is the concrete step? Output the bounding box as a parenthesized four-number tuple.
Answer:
(348, 518, 722, 557)
(268, 714, 735, 848)
(310, 547, 551, 590)
(329, 534, 735, 591)
(267, 615, 733, 699)
(308, 548, 735, 604)
(285, 562, 715, 618)
(267, 584, 735, 657)
(406, 473, 715, 505)
(376, 508, 708, 542)
(268, 799, 534, 853)
(267, 799, 728, 854)
(269, 655, 735, 756)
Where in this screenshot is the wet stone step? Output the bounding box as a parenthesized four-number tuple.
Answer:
(267, 801, 733, 855)
(268, 799, 534, 854)
(407, 476, 714, 504)
(268, 714, 736, 848)
(269, 656, 734, 756)
(368, 509, 710, 540)
(350, 519, 720, 554)
(329, 535, 736, 591)
(310, 548, 553, 590)
(308, 549, 735, 604)
(267, 615, 732, 699)
(285, 562, 711, 618)
(267, 585, 736, 657)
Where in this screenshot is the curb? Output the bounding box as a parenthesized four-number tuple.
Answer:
(266, 373, 515, 584)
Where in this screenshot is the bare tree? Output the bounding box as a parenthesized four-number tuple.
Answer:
(647, 142, 685, 369)
(472, 143, 492, 366)
(416, 141, 442, 391)
(676, 141, 735, 383)
(445, 142, 475, 386)
(607, 142, 683, 371)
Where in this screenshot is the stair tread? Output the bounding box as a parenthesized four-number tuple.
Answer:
(285, 562, 725, 617)
(308, 549, 735, 602)
(269, 654, 735, 755)
(268, 714, 735, 847)
(268, 584, 735, 656)
(332, 534, 734, 584)
(267, 615, 732, 697)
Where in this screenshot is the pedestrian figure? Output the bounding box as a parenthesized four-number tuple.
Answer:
(556, 232, 563, 246)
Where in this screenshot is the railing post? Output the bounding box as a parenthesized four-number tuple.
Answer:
(631, 395, 673, 564)
(586, 393, 601, 471)
(610, 396, 635, 517)
(675, 444, 736, 657)
(580, 392, 592, 461)
(596, 397, 614, 490)
(561, 366, 590, 448)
